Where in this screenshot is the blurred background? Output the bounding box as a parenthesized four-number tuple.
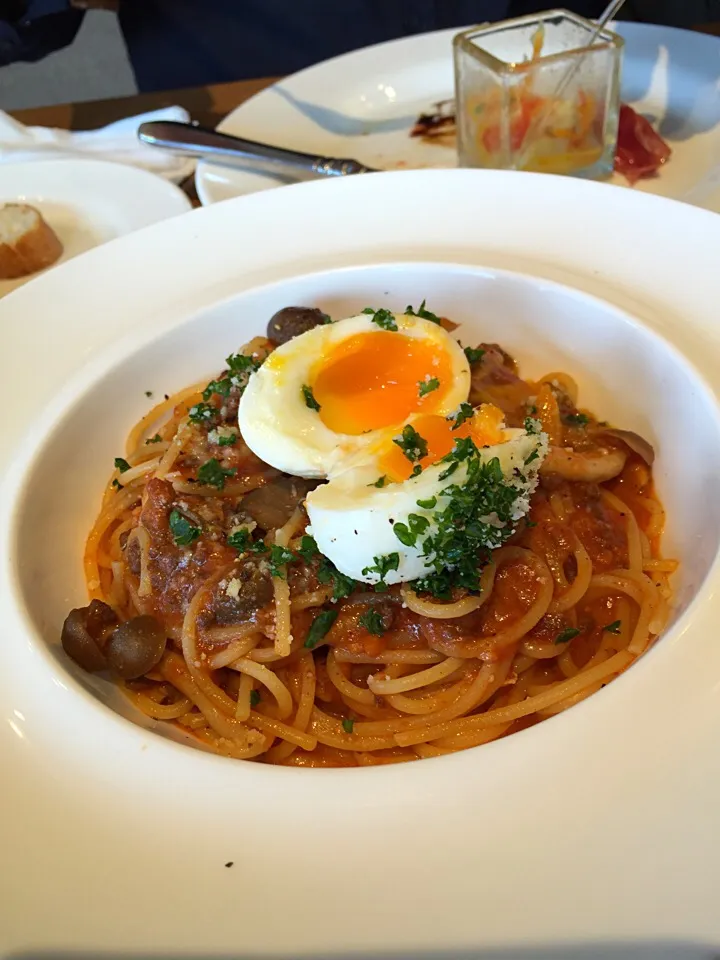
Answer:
(1, 0, 718, 111)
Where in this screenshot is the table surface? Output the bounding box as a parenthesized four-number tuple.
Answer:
(11, 77, 278, 132)
(7, 19, 720, 204)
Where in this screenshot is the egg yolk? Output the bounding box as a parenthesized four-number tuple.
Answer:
(311, 331, 454, 435)
(379, 404, 508, 482)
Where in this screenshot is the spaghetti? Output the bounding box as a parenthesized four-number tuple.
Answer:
(61, 320, 675, 767)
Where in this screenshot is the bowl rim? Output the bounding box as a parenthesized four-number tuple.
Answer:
(3, 168, 720, 954)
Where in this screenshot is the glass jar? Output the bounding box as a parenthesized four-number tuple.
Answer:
(453, 10, 624, 178)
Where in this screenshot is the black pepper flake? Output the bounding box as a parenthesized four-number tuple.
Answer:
(145, 390, 153, 397)
(225, 861, 234, 868)
(164, 393, 169, 400)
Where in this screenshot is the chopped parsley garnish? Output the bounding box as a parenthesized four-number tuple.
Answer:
(361, 552, 400, 586)
(216, 431, 237, 447)
(438, 460, 459, 481)
(342, 718, 355, 734)
(411, 448, 521, 599)
(226, 352, 262, 376)
(416, 496, 437, 509)
(418, 377, 440, 398)
(464, 346, 485, 365)
(268, 544, 298, 578)
(227, 528, 253, 552)
(443, 436, 477, 463)
(145, 433, 162, 445)
(370, 475, 387, 488)
(305, 609, 339, 648)
(302, 384, 321, 411)
(555, 627, 581, 645)
(202, 376, 232, 401)
(359, 609, 386, 636)
(362, 306, 398, 331)
(169, 509, 201, 547)
(393, 513, 430, 548)
(197, 459, 237, 490)
(114, 457, 131, 473)
(524, 417, 541, 435)
(393, 424, 428, 463)
(298, 534, 319, 562)
(452, 402, 474, 430)
(111, 479, 123, 490)
(604, 620, 622, 634)
(188, 402, 217, 424)
(564, 413, 590, 426)
(528, 404, 538, 415)
(404, 300, 441, 325)
(524, 449, 540, 466)
(202, 352, 263, 401)
(411, 464, 423, 478)
(317, 557, 356, 600)
(249, 690, 261, 708)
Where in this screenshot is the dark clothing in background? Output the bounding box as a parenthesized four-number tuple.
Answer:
(117, 0, 603, 91)
(0, 0, 718, 92)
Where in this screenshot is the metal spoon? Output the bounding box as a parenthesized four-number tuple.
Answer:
(138, 120, 378, 178)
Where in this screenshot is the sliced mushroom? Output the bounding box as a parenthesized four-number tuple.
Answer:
(541, 445, 628, 483)
(210, 556, 274, 625)
(105, 616, 167, 680)
(61, 600, 118, 672)
(241, 475, 319, 532)
(600, 428, 655, 466)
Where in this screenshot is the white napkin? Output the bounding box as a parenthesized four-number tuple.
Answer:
(0, 106, 196, 183)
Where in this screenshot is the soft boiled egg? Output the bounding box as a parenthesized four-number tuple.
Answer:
(305, 410, 549, 585)
(238, 310, 470, 479)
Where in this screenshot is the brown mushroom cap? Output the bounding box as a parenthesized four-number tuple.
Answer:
(61, 600, 118, 672)
(105, 616, 167, 680)
(266, 306, 329, 345)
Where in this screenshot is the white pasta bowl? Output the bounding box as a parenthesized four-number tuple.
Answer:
(2, 169, 720, 957)
(9, 261, 720, 741)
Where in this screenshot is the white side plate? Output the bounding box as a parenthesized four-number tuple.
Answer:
(196, 23, 720, 213)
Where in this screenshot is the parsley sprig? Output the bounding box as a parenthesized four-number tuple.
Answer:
(269, 544, 298, 578)
(169, 509, 201, 547)
(362, 307, 398, 331)
(361, 552, 399, 589)
(393, 424, 428, 464)
(197, 459, 237, 489)
(464, 346, 485, 365)
(418, 377, 440, 398)
(452, 402, 474, 430)
(393, 513, 430, 548)
(202, 352, 263, 402)
(188, 402, 217, 425)
(359, 609, 386, 636)
(305, 609, 338, 649)
(302, 384, 321, 411)
(555, 627, 581, 645)
(404, 300, 441, 325)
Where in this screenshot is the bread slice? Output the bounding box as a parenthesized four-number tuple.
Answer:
(0, 204, 63, 280)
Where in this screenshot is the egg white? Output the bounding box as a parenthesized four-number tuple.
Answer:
(305, 427, 549, 585)
(238, 311, 470, 479)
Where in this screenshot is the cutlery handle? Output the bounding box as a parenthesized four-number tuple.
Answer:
(137, 120, 375, 177)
